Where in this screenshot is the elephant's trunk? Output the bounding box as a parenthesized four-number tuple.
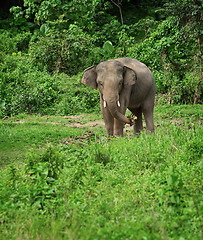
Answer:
(105, 97, 131, 124)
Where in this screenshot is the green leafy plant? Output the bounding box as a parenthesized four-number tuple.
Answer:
(40, 23, 49, 36)
(103, 40, 115, 56)
(158, 165, 185, 208)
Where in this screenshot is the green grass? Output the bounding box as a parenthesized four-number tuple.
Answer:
(0, 105, 202, 239)
(0, 113, 104, 165)
(0, 121, 78, 165)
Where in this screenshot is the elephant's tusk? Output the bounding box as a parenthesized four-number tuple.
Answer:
(117, 101, 121, 107)
(104, 101, 107, 108)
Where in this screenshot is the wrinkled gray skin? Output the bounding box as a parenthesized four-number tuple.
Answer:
(82, 58, 155, 136)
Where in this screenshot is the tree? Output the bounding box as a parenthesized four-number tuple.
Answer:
(164, 0, 202, 104)
(111, 0, 124, 25)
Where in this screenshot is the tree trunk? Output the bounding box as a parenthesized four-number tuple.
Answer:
(194, 34, 202, 104)
(111, 0, 123, 25)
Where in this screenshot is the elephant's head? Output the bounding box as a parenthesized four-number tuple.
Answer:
(82, 60, 136, 124)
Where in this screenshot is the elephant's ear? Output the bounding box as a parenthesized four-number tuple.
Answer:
(82, 66, 97, 90)
(123, 66, 137, 87)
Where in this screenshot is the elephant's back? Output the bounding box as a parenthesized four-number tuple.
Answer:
(117, 58, 155, 104)
(117, 58, 154, 83)
(116, 57, 146, 67)
(116, 58, 153, 77)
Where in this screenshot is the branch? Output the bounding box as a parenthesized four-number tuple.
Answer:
(111, 0, 123, 25)
(165, 51, 180, 69)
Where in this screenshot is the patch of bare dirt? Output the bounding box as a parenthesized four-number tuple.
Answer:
(64, 115, 84, 119)
(60, 131, 100, 146)
(2, 114, 133, 131)
(61, 115, 105, 129)
(63, 116, 135, 132)
(69, 119, 105, 129)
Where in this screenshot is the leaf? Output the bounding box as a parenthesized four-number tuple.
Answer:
(103, 41, 114, 53)
(47, 177, 56, 182)
(40, 24, 49, 36)
(42, 168, 49, 176)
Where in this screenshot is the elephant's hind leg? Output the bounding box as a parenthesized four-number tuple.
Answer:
(143, 108, 154, 133)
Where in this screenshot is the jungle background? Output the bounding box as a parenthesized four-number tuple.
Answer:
(0, 0, 202, 117)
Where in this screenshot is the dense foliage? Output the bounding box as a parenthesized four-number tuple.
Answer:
(0, 0, 202, 117)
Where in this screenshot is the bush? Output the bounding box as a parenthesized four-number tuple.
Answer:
(0, 54, 60, 117)
(54, 73, 100, 115)
(155, 71, 200, 104)
(0, 144, 65, 216)
(29, 25, 103, 75)
(0, 55, 101, 117)
(0, 29, 31, 54)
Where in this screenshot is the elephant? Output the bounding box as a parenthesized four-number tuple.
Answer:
(82, 58, 155, 136)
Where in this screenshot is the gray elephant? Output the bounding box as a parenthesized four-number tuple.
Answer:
(82, 58, 155, 136)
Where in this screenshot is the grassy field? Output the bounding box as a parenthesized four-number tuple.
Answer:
(0, 105, 202, 239)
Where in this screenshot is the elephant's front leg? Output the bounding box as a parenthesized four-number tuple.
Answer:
(114, 118, 124, 136)
(100, 97, 114, 136)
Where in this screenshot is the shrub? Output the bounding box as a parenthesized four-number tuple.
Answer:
(0, 55, 101, 117)
(0, 54, 60, 117)
(54, 73, 100, 115)
(0, 29, 31, 54)
(0, 144, 65, 216)
(29, 25, 103, 75)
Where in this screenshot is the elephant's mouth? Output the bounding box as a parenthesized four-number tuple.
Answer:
(102, 94, 121, 109)
(103, 99, 121, 109)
